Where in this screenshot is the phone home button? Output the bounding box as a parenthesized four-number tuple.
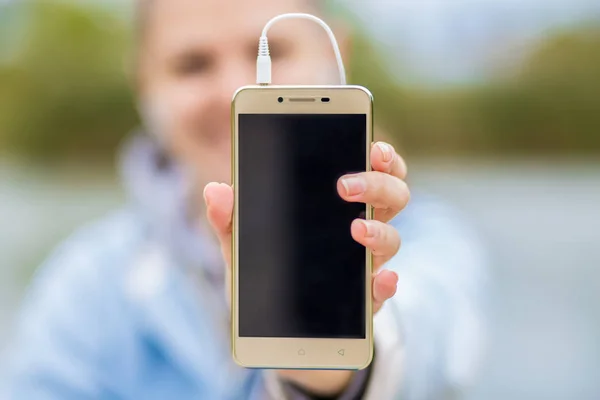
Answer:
(298, 349, 306, 356)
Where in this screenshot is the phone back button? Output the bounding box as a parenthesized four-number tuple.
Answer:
(337, 349, 345, 356)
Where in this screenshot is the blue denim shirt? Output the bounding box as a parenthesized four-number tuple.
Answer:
(0, 135, 487, 399)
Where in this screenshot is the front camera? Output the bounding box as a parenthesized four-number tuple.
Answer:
(278, 97, 284, 103)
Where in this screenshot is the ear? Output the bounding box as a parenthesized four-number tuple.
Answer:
(123, 52, 140, 93)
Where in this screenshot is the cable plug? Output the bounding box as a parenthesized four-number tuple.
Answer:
(256, 36, 272, 85)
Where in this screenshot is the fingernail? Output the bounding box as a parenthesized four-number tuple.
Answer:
(204, 182, 220, 205)
(361, 220, 377, 238)
(377, 142, 393, 163)
(392, 271, 399, 285)
(341, 176, 366, 196)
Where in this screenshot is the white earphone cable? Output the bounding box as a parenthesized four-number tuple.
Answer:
(256, 13, 347, 85)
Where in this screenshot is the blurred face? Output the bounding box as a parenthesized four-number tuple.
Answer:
(137, 0, 347, 186)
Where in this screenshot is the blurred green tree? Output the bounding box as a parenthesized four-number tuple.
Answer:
(0, 2, 138, 163)
(476, 26, 600, 153)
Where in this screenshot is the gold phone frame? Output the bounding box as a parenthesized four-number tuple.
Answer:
(231, 85, 374, 370)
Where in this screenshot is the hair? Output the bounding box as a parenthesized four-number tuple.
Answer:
(134, 0, 330, 48)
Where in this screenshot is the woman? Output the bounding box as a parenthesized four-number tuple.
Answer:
(1, 0, 486, 399)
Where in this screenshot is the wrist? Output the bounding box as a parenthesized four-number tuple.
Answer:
(277, 369, 354, 397)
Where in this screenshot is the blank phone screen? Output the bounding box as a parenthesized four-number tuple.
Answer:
(238, 113, 367, 339)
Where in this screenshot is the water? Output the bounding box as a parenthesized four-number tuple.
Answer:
(409, 158, 600, 400)
(1, 158, 599, 399)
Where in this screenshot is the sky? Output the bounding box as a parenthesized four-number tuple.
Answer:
(345, 0, 600, 85)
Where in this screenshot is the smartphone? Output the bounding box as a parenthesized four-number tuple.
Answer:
(231, 85, 373, 370)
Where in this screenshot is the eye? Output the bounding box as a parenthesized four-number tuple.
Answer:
(172, 52, 213, 77)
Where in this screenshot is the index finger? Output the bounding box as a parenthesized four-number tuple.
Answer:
(371, 142, 407, 180)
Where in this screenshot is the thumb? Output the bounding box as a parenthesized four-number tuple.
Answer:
(204, 182, 234, 266)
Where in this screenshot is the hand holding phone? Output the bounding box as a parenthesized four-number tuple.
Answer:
(204, 85, 409, 371)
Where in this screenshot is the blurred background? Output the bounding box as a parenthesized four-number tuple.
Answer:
(1, 1, 599, 399)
